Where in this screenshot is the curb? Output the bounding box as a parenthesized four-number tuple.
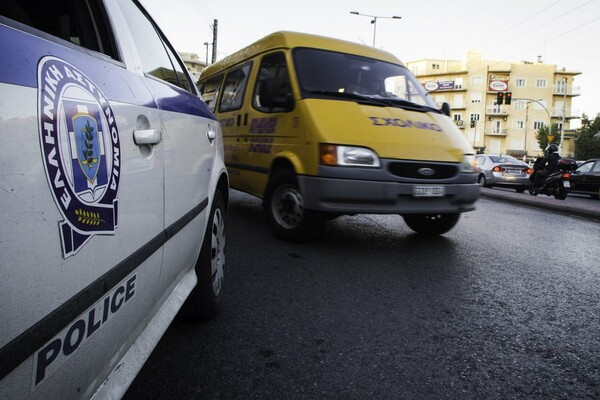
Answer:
(480, 189, 600, 222)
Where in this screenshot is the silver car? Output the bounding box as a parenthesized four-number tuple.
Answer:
(475, 154, 530, 193)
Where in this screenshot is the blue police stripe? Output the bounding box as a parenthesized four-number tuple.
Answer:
(0, 24, 215, 120)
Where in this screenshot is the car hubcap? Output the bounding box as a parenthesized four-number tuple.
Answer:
(210, 207, 225, 296)
(272, 184, 304, 229)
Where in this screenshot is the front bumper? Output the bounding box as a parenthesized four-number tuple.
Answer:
(298, 175, 480, 214)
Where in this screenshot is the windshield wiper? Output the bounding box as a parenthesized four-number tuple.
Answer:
(306, 90, 391, 106)
(306, 90, 442, 114)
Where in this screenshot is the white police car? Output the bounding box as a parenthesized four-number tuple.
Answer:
(0, 0, 228, 398)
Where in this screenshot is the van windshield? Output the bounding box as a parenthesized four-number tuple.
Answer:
(292, 47, 438, 111)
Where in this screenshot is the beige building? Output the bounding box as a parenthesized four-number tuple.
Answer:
(178, 52, 206, 84)
(407, 51, 581, 158)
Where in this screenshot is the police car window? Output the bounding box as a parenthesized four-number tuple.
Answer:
(253, 52, 293, 113)
(117, 0, 192, 92)
(200, 74, 224, 112)
(219, 63, 251, 113)
(0, 0, 117, 59)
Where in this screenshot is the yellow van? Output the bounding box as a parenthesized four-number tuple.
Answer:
(199, 31, 479, 241)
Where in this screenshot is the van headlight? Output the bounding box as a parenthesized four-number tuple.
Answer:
(320, 144, 381, 167)
(461, 155, 478, 173)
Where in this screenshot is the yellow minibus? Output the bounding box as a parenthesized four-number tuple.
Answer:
(199, 31, 479, 241)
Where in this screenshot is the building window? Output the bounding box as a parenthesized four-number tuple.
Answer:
(455, 77, 463, 89)
(470, 113, 480, 122)
(471, 75, 483, 85)
(514, 101, 526, 110)
(432, 63, 440, 70)
(536, 79, 548, 88)
(533, 121, 545, 130)
(515, 78, 526, 87)
(556, 79, 566, 94)
(453, 114, 462, 122)
(470, 93, 482, 103)
(516, 120, 525, 129)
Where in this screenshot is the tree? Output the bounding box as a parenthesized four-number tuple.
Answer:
(535, 123, 561, 154)
(575, 113, 600, 160)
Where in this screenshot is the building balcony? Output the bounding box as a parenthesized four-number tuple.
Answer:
(484, 129, 508, 136)
(553, 85, 581, 96)
(485, 106, 509, 116)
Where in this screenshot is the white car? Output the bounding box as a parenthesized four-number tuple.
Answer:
(0, 1, 228, 399)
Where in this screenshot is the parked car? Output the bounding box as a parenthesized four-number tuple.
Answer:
(569, 158, 600, 199)
(0, 1, 228, 399)
(475, 154, 530, 192)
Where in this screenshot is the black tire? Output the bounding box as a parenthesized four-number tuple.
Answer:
(182, 190, 226, 320)
(554, 186, 568, 200)
(478, 174, 491, 188)
(403, 213, 460, 235)
(528, 183, 537, 196)
(264, 169, 324, 242)
(515, 186, 526, 193)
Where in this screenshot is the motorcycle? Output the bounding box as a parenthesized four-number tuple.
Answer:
(527, 158, 577, 200)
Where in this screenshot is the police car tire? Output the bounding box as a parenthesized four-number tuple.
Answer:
(402, 213, 460, 235)
(182, 190, 226, 320)
(265, 169, 324, 242)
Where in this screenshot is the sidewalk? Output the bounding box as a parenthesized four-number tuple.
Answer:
(479, 187, 600, 222)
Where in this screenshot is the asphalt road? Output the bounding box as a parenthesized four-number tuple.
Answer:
(125, 190, 600, 400)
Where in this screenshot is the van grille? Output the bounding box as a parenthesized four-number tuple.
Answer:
(388, 162, 459, 179)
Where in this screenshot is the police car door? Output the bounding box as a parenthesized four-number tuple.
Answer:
(0, 0, 165, 398)
(116, 1, 217, 296)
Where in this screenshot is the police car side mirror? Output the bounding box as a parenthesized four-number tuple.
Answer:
(258, 77, 293, 111)
(441, 102, 451, 117)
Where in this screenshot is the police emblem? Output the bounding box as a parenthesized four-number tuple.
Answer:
(38, 57, 120, 258)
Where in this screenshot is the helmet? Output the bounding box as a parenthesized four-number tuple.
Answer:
(546, 144, 558, 154)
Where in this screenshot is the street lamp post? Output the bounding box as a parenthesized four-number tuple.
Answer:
(203, 42, 211, 66)
(518, 98, 553, 154)
(350, 11, 401, 47)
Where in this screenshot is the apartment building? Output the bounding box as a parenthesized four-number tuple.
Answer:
(178, 52, 206, 83)
(406, 51, 580, 158)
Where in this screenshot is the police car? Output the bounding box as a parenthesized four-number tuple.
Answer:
(0, 1, 228, 398)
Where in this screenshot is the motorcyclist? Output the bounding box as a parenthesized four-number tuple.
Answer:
(532, 144, 561, 189)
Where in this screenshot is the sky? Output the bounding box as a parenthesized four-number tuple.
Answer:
(140, 0, 600, 121)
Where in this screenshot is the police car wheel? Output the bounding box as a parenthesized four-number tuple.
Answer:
(402, 213, 460, 235)
(182, 190, 226, 320)
(265, 169, 324, 242)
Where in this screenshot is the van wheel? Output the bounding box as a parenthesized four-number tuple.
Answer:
(265, 169, 324, 242)
(182, 190, 226, 320)
(402, 213, 460, 235)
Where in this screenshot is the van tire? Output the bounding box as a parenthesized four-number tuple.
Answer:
(402, 213, 460, 235)
(265, 169, 324, 242)
(182, 190, 226, 320)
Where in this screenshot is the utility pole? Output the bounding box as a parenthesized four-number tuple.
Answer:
(211, 19, 218, 64)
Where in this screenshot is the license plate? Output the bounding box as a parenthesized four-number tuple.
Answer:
(563, 181, 570, 188)
(413, 185, 445, 197)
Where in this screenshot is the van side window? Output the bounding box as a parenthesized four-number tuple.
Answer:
(253, 52, 293, 113)
(199, 74, 224, 112)
(117, 0, 192, 92)
(0, 0, 117, 59)
(219, 63, 251, 113)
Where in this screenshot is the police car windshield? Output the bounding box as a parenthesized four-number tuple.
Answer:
(292, 48, 437, 109)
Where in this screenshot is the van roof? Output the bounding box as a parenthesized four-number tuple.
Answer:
(200, 31, 403, 80)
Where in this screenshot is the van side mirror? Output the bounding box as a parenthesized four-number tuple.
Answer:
(441, 102, 451, 117)
(258, 77, 294, 111)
